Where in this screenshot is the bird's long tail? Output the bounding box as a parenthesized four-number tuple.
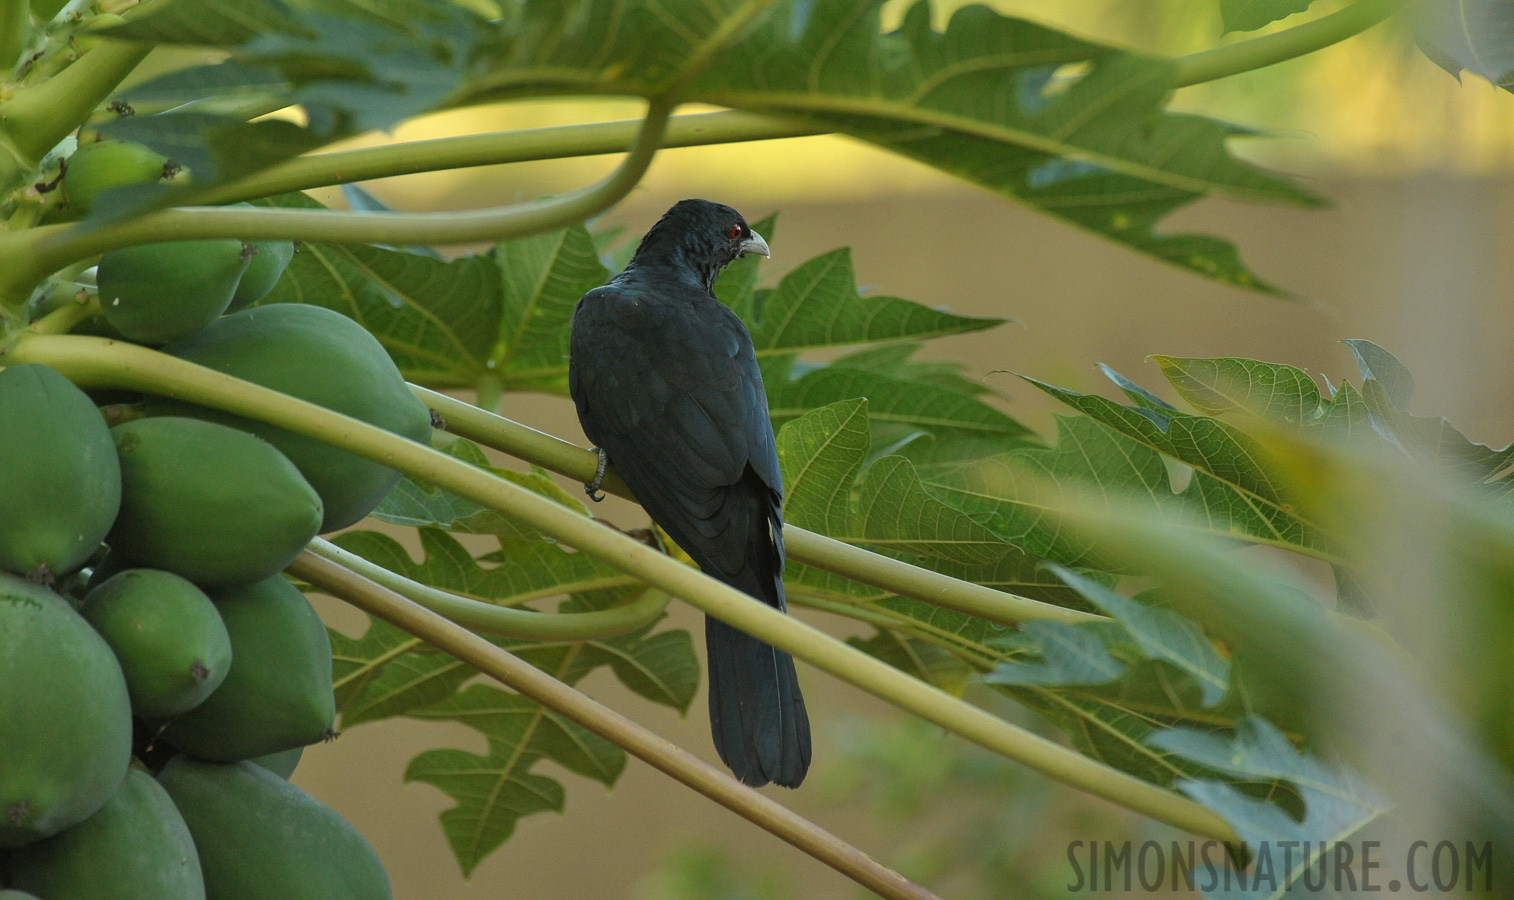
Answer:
(704, 536, 811, 788)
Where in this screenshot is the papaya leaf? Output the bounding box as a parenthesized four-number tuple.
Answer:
(777, 398, 1013, 565)
(118, 61, 293, 116)
(1342, 338, 1414, 410)
(1046, 566, 1231, 707)
(259, 194, 503, 386)
(457, 0, 1314, 289)
(112, 0, 1310, 290)
(329, 612, 472, 727)
(492, 225, 609, 393)
(1152, 356, 1334, 425)
(1020, 371, 1345, 562)
(1149, 717, 1389, 866)
(100, 0, 487, 192)
(1413, 0, 1514, 91)
(373, 437, 595, 541)
(997, 659, 1244, 788)
(982, 621, 1127, 688)
(767, 357, 1039, 454)
(322, 532, 697, 872)
(1220, 0, 1316, 33)
(849, 630, 975, 694)
(919, 414, 1183, 568)
(745, 248, 1002, 354)
(831, 343, 1002, 398)
(99, 0, 304, 44)
(405, 682, 626, 876)
(1343, 341, 1514, 484)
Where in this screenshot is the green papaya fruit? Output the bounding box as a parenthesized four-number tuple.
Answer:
(63, 140, 169, 213)
(9, 769, 204, 900)
(97, 240, 251, 344)
(249, 746, 303, 779)
(158, 304, 432, 531)
(227, 240, 296, 312)
(108, 417, 323, 587)
(158, 757, 390, 900)
(81, 569, 232, 718)
(0, 574, 132, 848)
(0, 364, 121, 580)
(161, 575, 334, 761)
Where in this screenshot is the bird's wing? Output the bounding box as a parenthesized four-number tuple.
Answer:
(570, 281, 781, 580)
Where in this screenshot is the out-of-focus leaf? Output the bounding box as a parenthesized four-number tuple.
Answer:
(1343, 338, 1414, 409)
(778, 399, 1013, 565)
(100, 112, 324, 188)
(983, 621, 1126, 687)
(1220, 0, 1315, 33)
(99, 0, 487, 199)
(1414, 0, 1514, 91)
(1021, 370, 1346, 562)
(99, 0, 304, 44)
(1342, 340, 1514, 484)
(999, 658, 1242, 787)
(119, 61, 293, 116)
(1047, 565, 1231, 707)
(406, 683, 626, 875)
(1150, 717, 1389, 861)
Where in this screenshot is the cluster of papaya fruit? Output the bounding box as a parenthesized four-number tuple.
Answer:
(1, 140, 435, 900)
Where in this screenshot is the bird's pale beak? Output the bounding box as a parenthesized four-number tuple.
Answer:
(739, 231, 771, 258)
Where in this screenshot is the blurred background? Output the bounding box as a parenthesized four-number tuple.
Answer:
(249, 1, 1514, 896)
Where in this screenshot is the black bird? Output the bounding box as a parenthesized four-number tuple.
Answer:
(568, 199, 811, 788)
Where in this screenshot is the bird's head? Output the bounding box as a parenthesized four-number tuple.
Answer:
(625, 199, 770, 291)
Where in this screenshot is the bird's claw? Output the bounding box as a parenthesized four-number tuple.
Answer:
(584, 447, 608, 502)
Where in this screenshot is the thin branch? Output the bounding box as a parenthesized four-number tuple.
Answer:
(0, 96, 678, 298)
(8, 333, 1235, 843)
(24, 292, 97, 334)
(198, 111, 823, 207)
(1173, 0, 1402, 87)
(289, 549, 942, 900)
(307, 536, 662, 640)
(413, 386, 1104, 627)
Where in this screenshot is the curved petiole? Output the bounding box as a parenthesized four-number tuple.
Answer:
(307, 536, 663, 641)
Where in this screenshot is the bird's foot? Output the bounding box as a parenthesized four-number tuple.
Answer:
(584, 447, 608, 502)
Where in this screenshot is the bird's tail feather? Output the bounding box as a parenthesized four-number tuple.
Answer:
(706, 614, 811, 788)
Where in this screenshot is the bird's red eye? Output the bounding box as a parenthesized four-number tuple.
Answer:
(730, 224, 742, 240)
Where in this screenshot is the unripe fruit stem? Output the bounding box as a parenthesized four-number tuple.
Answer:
(307, 536, 668, 640)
